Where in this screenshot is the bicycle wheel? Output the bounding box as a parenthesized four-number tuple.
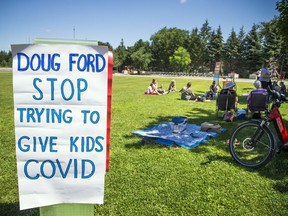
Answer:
(229, 120, 276, 168)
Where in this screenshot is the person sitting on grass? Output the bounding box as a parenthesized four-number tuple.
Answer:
(145, 83, 157, 95)
(205, 80, 219, 100)
(179, 82, 197, 100)
(145, 79, 165, 95)
(168, 79, 177, 92)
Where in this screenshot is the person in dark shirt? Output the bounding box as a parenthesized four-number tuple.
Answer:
(180, 82, 197, 100)
(219, 81, 238, 106)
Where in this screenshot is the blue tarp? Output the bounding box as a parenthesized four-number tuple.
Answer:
(132, 122, 226, 149)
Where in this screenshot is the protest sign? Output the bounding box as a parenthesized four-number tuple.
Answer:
(12, 44, 109, 210)
(213, 62, 221, 85)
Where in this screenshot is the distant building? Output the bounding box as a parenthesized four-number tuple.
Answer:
(228, 72, 239, 79)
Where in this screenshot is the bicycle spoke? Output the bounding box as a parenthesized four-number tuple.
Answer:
(229, 121, 275, 168)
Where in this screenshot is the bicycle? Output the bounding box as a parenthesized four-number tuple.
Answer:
(229, 87, 288, 168)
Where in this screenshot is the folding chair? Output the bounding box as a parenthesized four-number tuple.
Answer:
(216, 92, 237, 117)
(247, 92, 268, 119)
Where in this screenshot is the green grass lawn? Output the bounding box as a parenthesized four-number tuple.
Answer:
(1, 72, 288, 215)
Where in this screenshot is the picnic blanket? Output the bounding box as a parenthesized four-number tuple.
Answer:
(132, 122, 226, 149)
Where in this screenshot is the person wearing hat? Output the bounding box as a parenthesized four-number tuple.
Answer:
(259, 61, 272, 89)
(222, 81, 236, 92)
(219, 81, 238, 106)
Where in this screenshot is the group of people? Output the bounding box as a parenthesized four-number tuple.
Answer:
(145, 60, 286, 110)
(144, 79, 167, 95)
(145, 78, 220, 101)
(144, 79, 179, 95)
(178, 80, 219, 101)
(272, 80, 286, 94)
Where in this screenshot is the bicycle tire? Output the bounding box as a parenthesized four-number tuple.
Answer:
(229, 120, 276, 168)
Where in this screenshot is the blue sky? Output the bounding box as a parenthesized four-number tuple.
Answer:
(0, 0, 279, 51)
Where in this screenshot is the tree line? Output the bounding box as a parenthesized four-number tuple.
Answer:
(0, 50, 12, 68)
(113, 0, 288, 78)
(1, 1, 287, 79)
(113, 18, 287, 78)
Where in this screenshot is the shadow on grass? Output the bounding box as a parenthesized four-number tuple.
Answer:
(274, 180, 288, 193)
(199, 153, 233, 166)
(126, 107, 234, 153)
(0, 203, 39, 216)
(238, 95, 249, 105)
(127, 107, 288, 184)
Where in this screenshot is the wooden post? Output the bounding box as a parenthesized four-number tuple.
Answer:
(40, 204, 94, 216)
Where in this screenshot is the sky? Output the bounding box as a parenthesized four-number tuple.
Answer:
(0, 0, 279, 52)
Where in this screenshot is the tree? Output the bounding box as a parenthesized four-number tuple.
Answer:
(130, 41, 152, 71)
(169, 46, 191, 72)
(150, 27, 189, 71)
(113, 39, 127, 72)
(130, 47, 151, 71)
(223, 28, 240, 73)
(244, 24, 263, 73)
(214, 26, 224, 62)
(276, 0, 288, 50)
(207, 26, 223, 71)
(0, 50, 12, 67)
(98, 41, 113, 51)
(199, 20, 212, 72)
(236, 26, 247, 75)
(187, 28, 204, 73)
(261, 19, 283, 67)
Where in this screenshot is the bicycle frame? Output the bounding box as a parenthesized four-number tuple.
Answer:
(268, 105, 288, 144)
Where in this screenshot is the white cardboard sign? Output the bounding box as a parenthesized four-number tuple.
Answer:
(12, 44, 108, 210)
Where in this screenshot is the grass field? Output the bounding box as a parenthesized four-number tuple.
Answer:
(1, 71, 288, 215)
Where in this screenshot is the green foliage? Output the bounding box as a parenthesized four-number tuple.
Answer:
(169, 47, 191, 72)
(244, 24, 263, 73)
(130, 47, 152, 71)
(187, 28, 205, 72)
(223, 29, 240, 73)
(98, 41, 113, 51)
(129, 40, 152, 71)
(2, 72, 288, 215)
(0, 50, 12, 67)
(150, 27, 190, 71)
(207, 27, 223, 70)
(199, 20, 213, 73)
(110, 12, 288, 78)
(261, 19, 283, 65)
(277, 0, 288, 50)
(113, 39, 127, 72)
(236, 26, 248, 75)
(2, 3, 288, 75)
